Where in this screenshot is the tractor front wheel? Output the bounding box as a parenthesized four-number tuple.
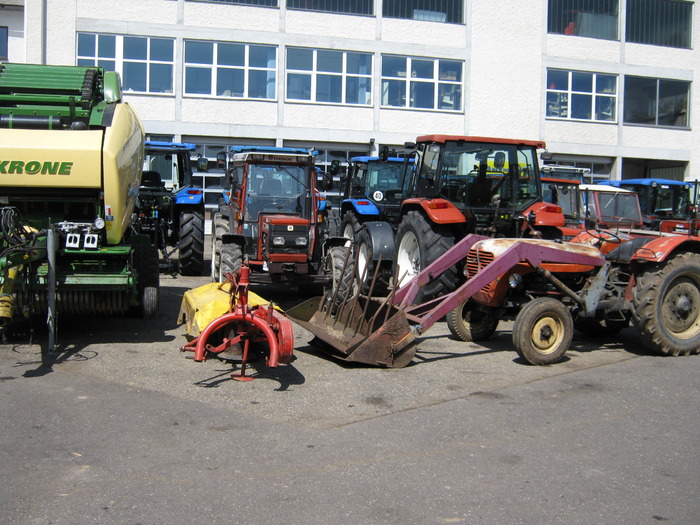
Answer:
(632, 252, 700, 356)
(513, 297, 573, 365)
(447, 300, 499, 342)
(219, 242, 243, 282)
(324, 245, 356, 312)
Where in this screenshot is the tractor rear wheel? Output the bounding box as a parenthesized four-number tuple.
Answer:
(447, 299, 499, 342)
(394, 210, 456, 303)
(219, 242, 243, 282)
(632, 252, 700, 356)
(513, 297, 573, 365)
(178, 210, 205, 276)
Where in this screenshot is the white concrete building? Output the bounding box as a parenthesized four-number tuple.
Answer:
(2, 0, 698, 211)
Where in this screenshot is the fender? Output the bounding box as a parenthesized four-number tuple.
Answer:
(403, 198, 465, 224)
(175, 186, 204, 205)
(630, 235, 700, 263)
(342, 198, 380, 217)
(522, 201, 565, 228)
(361, 221, 395, 261)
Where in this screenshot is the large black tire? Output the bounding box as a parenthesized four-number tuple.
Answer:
(219, 242, 243, 282)
(178, 210, 205, 276)
(355, 226, 388, 296)
(324, 245, 356, 311)
(134, 243, 160, 320)
(513, 297, 573, 365)
(393, 210, 456, 303)
(341, 210, 362, 241)
(447, 299, 499, 342)
(632, 252, 700, 356)
(210, 213, 230, 281)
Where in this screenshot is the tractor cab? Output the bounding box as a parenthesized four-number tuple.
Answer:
(597, 178, 694, 229)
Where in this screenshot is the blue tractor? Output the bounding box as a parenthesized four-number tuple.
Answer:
(336, 151, 415, 291)
(136, 141, 206, 275)
(597, 178, 695, 231)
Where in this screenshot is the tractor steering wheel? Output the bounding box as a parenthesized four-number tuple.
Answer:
(586, 228, 622, 244)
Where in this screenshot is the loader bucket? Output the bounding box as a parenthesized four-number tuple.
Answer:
(285, 294, 417, 368)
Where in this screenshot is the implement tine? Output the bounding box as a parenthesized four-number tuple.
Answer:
(342, 246, 370, 330)
(383, 271, 405, 324)
(323, 244, 353, 322)
(354, 255, 383, 334)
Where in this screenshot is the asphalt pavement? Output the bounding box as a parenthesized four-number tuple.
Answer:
(1, 259, 698, 524)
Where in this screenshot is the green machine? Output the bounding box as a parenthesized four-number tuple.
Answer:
(0, 62, 158, 353)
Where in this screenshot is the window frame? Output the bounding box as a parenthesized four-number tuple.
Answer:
(285, 47, 373, 106)
(546, 69, 618, 123)
(76, 33, 175, 95)
(380, 55, 463, 112)
(183, 40, 277, 100)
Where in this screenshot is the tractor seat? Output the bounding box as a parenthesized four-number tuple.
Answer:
(141, 170, 164, 189)
(604, 236, 655, 263)
(259, 178, 283, 195)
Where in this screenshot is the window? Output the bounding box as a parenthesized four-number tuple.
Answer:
(287, 0, 372, 15)
(624, 76, 689, 127)
(546, 69, 617, 122)
(381, 55, 462, 111)
(77, 33, 174, 94)
(0, 27, 8, 61)
(547, 0, 619, 40)
(627, 0, 692, 49)
(383, 0, 463, 24)
(286, 48, 372, 105)
(548, 160, 612, 183)
(184, 40, 276, 99)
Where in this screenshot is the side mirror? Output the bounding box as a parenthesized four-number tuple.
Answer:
(329, 160, 341, 175)
(378, 145, 389, 162)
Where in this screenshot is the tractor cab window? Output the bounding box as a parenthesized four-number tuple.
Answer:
(438, 142, 540, 210)
(364, 161, 407, 204)
(244, 163, 311, 221)
(597, 192, 643, 226)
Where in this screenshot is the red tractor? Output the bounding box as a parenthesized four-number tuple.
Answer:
(211, 146, 352, 295)
(353, 135, 565, 301)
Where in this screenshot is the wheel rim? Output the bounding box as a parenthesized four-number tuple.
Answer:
(396, 232, 420, 286)
(661, 275, 700, 340)
(343, 223, 355, 240)
(530, 314, 565, 355)
(358, 241, 369, 281)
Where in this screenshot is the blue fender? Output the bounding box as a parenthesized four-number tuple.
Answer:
(343, 198, 380, 217)
(175, 187, 204, 206)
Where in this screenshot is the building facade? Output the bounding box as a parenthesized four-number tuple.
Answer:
(2, 0, 698, 212)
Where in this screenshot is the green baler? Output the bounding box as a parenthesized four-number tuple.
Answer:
(0, 62, 158, 350)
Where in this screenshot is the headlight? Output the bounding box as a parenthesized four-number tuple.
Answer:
(508, 273, 523, 289)
(272, 236, 285, 246)
(295, 237, 308, 246)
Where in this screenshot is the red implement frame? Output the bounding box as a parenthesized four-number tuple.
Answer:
(181, 265, 294, 381)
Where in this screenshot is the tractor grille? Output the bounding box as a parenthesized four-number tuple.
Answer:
(466, 247, 495, 293)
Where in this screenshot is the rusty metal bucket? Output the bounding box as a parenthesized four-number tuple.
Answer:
(285, 282, 417, 368)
